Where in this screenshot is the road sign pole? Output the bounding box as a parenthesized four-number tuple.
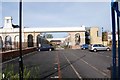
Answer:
(116, 2, 120, 80)
(111, 2, 117, 79)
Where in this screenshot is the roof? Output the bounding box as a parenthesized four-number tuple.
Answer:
(24, 27, 86, 32)
(12, 24, 19, 28)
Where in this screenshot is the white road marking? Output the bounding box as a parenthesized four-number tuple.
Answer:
(106, 56, 111, 58)
(2, 51, 37, 64)
(72, 53, 108, 77)
(54, 62, 58, 70)
(51, 76, 59, 78)
(63, 53, 82, 79)
(93, 52, 112, 59)
(81, 59, 107, 76)
(54, 68, 57, 70)
(54, 76, 59, 78)
(54, 63, 58, 64)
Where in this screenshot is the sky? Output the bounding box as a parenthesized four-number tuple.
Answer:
(1, 2, 112, 38)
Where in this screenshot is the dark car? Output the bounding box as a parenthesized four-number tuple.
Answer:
(80, 44, 89, 50)
(38, 44, 55, 51)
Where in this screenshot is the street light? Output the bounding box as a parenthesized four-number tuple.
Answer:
(102, 27, 104, 46)
(116, 2, 120, 79)
(19, 0, 23, 80)
(111, 2, 117, 79)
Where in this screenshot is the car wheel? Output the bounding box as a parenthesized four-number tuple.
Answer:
(83, 48, 85, 50)
(107, 48, 110, 51)
(38, 49, 41, 51)
(93, 49, 97, 52)
(49, 48, 52, 51)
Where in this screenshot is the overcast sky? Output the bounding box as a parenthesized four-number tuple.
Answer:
(1, 2, 112, 38)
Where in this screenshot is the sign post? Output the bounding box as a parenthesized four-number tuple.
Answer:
(111, 1, 120, 79)
(19, 0, 23, 80)
(111, 2, 117, 79)
(117, 2, 120, 80)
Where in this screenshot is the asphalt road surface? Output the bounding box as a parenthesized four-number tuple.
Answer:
(2, 49, 112, 79)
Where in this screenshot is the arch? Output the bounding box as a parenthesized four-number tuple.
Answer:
(28, 34, 33, 47)
(75, 33, 80, 45)
(5, 35, 12, 49)
(14, 35, 19, 49)
(36, 34, 49, 47)
(0, 36, 3, 49)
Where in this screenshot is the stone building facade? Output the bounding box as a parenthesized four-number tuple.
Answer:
(0, 17, 86, 50)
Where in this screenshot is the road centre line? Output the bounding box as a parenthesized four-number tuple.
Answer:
(56, 52, 62, 79)
(71, 53, 109, 78)
(63, 53, 82, 79)
(51, 76, 59, 78)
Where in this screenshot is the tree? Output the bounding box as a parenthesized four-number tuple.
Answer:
(46, 34, 53, 38)
(102, 32, 108, 41)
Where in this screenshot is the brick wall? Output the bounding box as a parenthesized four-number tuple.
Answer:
(2, 47, 36, 62)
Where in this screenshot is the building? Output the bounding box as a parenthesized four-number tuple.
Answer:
(0, 17, 86, 50)
(108, 32, 118, 46)
(47, 38, 65, 45)
(85, 27, 102, 44)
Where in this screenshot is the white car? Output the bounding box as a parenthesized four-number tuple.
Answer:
(89, 44, 111, 52)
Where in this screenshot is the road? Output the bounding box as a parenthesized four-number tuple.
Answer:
(2, 49, 112, 79)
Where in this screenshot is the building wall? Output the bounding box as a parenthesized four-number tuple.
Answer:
(0, 16, 86, 49)
(90, 27, 102, 44)
(24, 32, 40, 48)
(102, 41, 108, 46)
(80, 32, 85, 45)
(107, 32, 118, 47)
(0, 28, 86, 49)
(69, 32, 85, 46)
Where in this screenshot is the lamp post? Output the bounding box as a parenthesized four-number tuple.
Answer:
(102, 27, 103, 44)
(19, 0, 23, 80)
(111, 2, 117, 79)
(116, 2, 120, 79)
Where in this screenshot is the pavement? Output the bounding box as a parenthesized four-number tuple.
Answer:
(2, 49, 112, 79)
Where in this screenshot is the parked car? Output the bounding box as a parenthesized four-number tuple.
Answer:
(89, 44, 111, 52)
(37, 44, 55, 51)
(80, 44, 89, 50)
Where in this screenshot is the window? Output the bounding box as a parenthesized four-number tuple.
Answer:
(108, 36, 111, 39)
(99, 44, 104, 47)
(93, 44, 98, 47)
(97, 31, 98, 37)
(6, 19, 9, 23)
